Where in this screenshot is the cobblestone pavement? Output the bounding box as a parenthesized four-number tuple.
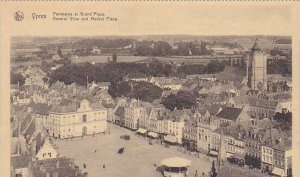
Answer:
(54, 123, 214, 177)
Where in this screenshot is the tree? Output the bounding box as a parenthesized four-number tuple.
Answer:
(206, 60, 225, 74)
(108, 81, 162, 102)
(210, 161, 217, 177)
(10, 71, 25, 85)
(273, 112, 292, 131)
(108, 81, 131, 98)
(132, 82, 163, 102)
(161, 91, 197, 111)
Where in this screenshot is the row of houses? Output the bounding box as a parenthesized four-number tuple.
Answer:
(111, 96, 292, 177)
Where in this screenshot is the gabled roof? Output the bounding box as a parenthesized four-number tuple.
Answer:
(30, 103, 52, 115)
(273, 139, 292, 151)
(216, 107, 243, 121)
(261, 128, 288, 145)
(161, 109, 189, 122)
(208, 104, 223, 115)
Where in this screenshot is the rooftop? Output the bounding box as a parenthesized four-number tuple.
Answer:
(11, 154, 31, 169)
(216, 107, 243, 121)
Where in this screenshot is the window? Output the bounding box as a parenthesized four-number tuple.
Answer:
(82, 115, 87, 122)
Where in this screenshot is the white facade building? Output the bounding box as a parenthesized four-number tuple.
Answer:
(48, 99, 107, 139)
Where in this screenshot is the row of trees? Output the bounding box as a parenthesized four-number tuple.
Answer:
(48, 39, 214, 57)
(177, 60, 227, 78)
(49, 60, 174, 86)
(49, 58, 232, 86)
(267, 60, 292, 76)
(136, 41, 212, 56)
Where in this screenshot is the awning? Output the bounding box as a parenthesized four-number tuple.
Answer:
(164, 135, 177, 143)
(272, 167, 284, 176)
(136, 128, 147, 134)
(209, 150, 219, 156)
(148, 132, 159, 138)
(230, 153, 244, 160)
(160, 157, 191, 167)
(226, 152, 234, 158)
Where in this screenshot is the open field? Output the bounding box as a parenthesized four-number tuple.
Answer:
(11, 54, 241, 67)
(53, 123, 214, 177)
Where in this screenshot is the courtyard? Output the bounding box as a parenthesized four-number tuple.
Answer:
(53, 123, 214, 177)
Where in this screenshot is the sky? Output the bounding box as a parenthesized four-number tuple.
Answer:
(1, 3, 295, 36)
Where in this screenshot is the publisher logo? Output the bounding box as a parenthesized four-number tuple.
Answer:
(14, 11, 24, 21)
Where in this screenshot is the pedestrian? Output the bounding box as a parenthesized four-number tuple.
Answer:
(103, 164, 105, 169)
(83, 163, 86, 169)
(194, 170, 198, 177)
(95, 149, 97, 153)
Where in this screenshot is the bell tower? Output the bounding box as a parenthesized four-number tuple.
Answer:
(246, 40, 268, 91)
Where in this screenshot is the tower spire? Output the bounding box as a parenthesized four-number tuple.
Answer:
(252, 38, 260, 51)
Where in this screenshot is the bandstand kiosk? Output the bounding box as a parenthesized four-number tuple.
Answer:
(160, 157, 191, 177)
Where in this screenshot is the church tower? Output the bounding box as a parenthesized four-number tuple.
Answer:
(246, 40, 268, 91)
